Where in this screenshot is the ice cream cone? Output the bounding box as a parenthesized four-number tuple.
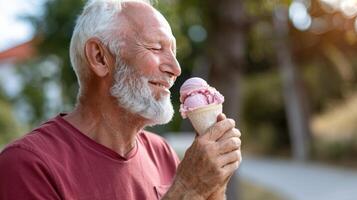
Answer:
(187, 104, 222, 135)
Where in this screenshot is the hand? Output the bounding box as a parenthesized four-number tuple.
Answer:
(174, 114, 242, 199)
(207, 114, 242, 200)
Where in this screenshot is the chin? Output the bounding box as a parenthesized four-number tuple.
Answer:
(146, 97, 174, 126)
(146, 115, 173, 127)
(152, 90, 170, 101)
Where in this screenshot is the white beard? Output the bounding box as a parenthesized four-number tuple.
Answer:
(110, 60, 174, 126)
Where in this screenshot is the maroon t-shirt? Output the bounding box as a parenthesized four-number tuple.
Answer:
(0, 114, 180, 200)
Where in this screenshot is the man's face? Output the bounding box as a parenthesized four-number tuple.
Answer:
(119, 3, 181, 100)
(110, 3, 181, 125)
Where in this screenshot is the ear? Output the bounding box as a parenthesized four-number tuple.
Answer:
(84, 38, 113, 77)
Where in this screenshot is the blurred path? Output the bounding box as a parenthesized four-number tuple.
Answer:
(239, 157, 357, 200)
(165, 133, 357, 200)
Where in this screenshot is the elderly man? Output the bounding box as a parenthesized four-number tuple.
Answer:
(0, 0, 242, 199)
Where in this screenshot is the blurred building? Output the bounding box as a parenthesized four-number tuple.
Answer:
(0, 38, 37, 98)
(0, 39, 36, 65)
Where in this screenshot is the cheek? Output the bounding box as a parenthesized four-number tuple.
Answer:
(139, 54, 161, 74)
(147, 55, 160, 67)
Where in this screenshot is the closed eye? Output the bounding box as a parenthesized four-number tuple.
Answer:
(150, 48, 162, 51)
(147, 46, 163, 52)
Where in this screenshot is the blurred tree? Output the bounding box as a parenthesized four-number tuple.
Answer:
(289, 0, 357, 101)
(273, 6, 311, 161)
(204, 0, 247, 125)
(242, 72, 290, 154)
(12, 0, 85, 127)
(0, 98, 22, 146)
(203, 0, 248, 198)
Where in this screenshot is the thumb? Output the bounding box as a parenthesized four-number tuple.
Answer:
(217, 113, 226, 122)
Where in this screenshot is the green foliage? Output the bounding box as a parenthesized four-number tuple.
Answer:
(244, 0, 278, 16)
(245, 21, 275, 74)
(13, 58, 63, 125)
(313, 138, 357, 161)
(302, 62, 345, 113)
(13, 0, 84, 127)
(0, 100, 22, 145)
(35, 0, 85, 106)
(241, 71, 290, 154)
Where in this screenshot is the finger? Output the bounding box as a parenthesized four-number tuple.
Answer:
(218, 150, 240, 167)
(222, 160, 240, 174)
(218, 137, 241, 154)
(203, 118, 235, 141)
(218, 128, 241, 141)
(216, 113, 226, 122)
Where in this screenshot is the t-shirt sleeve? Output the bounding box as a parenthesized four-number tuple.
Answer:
(0, 146, 61, 200)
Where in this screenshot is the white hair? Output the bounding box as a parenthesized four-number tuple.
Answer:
(69, 0, 151, 92)
(110, 59, 174, 125)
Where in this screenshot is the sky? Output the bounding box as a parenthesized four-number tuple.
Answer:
(0, 0, 45, 51)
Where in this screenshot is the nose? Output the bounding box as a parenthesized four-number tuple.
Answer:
(160, 50, 181, 78)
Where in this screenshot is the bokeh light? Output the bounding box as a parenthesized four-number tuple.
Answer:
(340, 0, 357, 17)
(289, 1, 312, 31)
(188, 25, 207, 43)
(320, 0, 357, 18)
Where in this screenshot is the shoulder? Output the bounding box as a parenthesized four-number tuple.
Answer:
(2, 119, 58, 155)
(2, 130, 48, 158)
(0, 115, 69, 166)
(0, 115, 63, 164)
(0, 143, 60, 199)
(0, 128, 54, 175)
(0, 145, 51, 188)
(0, 145, 45, 169)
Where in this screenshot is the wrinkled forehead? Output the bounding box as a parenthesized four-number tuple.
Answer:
(120, 2, 174, 41)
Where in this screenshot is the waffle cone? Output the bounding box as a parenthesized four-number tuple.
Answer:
(187, 104, 222, 135)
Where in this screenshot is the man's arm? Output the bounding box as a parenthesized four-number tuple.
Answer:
(163, 115, 242, 199)
(0, 146, 61, 200)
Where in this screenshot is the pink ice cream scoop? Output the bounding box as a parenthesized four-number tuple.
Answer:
(179, 77, 224, 118)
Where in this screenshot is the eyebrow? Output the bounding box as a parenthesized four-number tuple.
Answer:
(143, 35, 176, 49)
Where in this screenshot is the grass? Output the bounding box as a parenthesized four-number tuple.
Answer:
(239, 179, 287, 200)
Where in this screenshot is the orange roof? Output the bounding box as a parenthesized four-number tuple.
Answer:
(0, 39, 36, 63)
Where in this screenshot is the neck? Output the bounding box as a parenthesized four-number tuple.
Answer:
(64, 93, 149, 157)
